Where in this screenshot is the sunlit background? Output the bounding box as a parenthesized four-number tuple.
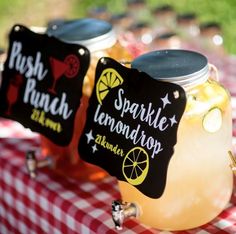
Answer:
(0, 0, 236, 54)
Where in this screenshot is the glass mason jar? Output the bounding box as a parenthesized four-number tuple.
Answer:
(40, 18, 132, 180)
(117, 50, 233, 230)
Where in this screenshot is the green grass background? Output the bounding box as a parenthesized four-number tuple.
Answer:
(1, 0, 236, 54)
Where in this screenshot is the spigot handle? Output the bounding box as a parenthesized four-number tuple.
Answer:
(112, 200, 138, 230)
(37, 156, 54, 168)
(25, 150, 54, 179)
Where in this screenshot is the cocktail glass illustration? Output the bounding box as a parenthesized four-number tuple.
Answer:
(48, 55, 80, 94)
(5, 74, 23, 115)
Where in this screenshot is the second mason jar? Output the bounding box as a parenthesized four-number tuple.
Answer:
(40, 18, 133, 180)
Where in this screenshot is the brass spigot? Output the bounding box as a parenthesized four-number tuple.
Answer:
(112, 200, 139, 230)
(25, 150, 54, 179)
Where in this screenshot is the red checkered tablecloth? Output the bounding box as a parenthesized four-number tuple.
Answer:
(0, 120, 236, 234)
(0, 62, 236, 233)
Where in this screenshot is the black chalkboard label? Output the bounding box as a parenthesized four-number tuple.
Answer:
(0, 25, 90, 145)
(79, 57, 186, 198)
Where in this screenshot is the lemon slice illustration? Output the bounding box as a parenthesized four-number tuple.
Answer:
(96, 68, 123, 104)
(122, 147, 149, 186)
(202, 107, 222, 133)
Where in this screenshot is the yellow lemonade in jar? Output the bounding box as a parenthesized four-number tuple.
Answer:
(117, 50, 233, 230)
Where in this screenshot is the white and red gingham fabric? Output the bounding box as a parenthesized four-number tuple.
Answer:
(0, 62, 236, 233)
(1, 118, 236, 234)
(1, 126, 236, 234)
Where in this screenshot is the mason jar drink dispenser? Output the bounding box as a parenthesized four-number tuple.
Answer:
(113, 50, 233, 230)
(26, 18, 132, 180)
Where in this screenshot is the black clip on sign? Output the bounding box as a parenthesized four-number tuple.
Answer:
(79, 57, 186, 199)
(0, 24, 90, 146)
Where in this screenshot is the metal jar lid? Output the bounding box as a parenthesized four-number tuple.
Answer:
(46, 18, 117, 52)
(131, 50, 209, 89)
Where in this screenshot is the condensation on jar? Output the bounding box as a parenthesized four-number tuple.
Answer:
(118, 49, 233, 230)
(40, 18, 133, 180)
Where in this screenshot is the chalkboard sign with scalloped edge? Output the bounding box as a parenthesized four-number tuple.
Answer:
(0, 25, 90, 145)
(78, 57, 186, 198)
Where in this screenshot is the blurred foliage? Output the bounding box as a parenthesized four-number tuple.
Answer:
(72, 0, 236, 54)
(1, 0, 236, 54)
(146, 0, 236, 54)
(0, 0, 76, 49)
